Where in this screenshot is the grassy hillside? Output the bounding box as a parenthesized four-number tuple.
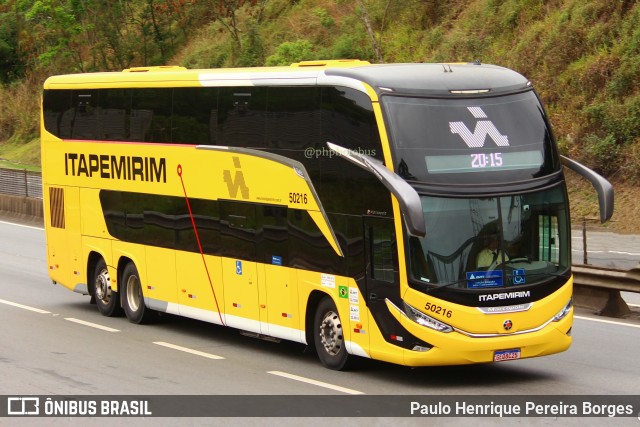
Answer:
(1, 0, 638, 231)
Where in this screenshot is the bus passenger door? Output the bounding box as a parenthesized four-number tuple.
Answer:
(363, 216, 402, 359)
(219, 201, 261, 334)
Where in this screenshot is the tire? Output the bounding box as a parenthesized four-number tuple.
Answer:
(121, 262, 156, 324)
(313, 297, 351, 370)
(93, 258, 121, 317)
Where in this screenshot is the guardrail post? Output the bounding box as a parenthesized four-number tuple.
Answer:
(23, 169, 28, 198)
(582, 217, 588, 265)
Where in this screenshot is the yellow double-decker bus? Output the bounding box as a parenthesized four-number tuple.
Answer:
(41, 60, 613, 369)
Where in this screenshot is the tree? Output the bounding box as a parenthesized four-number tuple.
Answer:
(0, 1, 25, 82)
(16, 0, 86, 73)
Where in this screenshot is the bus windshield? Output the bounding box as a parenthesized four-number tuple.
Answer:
(407, 184, 569, 290)
(383, 91, 559, 184)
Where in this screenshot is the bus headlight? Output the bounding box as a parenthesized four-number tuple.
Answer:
(553, 298, 572, 322)
(403, 302, 454, 333)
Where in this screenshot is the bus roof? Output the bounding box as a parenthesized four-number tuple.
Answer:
(326, 62, 531, 96)
(43, 61, 530, 96)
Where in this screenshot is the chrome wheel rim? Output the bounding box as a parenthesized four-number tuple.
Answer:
(319, 310, 343, 356)
(95, 267, 111, 303)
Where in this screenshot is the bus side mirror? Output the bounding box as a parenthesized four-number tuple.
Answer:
(560, 155, 614, 223)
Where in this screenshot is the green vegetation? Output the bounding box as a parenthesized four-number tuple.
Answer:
(1, 0, 639, 227)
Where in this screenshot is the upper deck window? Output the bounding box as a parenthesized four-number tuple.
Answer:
(382, 91, 559, 185)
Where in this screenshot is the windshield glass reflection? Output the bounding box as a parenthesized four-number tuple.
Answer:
(408, 185, 569, 290)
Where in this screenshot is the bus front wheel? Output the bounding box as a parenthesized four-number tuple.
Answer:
(93, 258, 121, 317)
(121, 262, 155, 324)
(313, 297, 351, 370)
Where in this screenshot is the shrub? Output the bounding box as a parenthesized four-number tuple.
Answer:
(584, 133, 619, 176)
(266, 40, 316, 66)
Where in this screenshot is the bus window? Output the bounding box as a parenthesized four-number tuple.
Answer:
(97, 89, 129, 141)
(217, 87, 267, 148)
(130, 88, 172, 143)
(70, 91, 99, 140)
(173, 87, 218, 145)
(267, 87, 320, 150)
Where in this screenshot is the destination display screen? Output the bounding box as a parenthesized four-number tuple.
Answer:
(383, 91, 559, 184)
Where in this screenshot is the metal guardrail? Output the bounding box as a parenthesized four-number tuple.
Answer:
(572, 264, 640, 294)
(0, 167, 42, 199)
(572, 264, 639, 318)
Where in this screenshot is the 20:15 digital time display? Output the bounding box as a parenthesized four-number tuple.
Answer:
(425, 150, 543, 174)
(471, 152, 503, 168)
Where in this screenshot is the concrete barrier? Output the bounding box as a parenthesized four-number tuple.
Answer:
(0, 193, 44, 221)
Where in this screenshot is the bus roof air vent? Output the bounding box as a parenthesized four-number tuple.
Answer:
(123, 66, 187, 73)
(291, 59, 370, 68)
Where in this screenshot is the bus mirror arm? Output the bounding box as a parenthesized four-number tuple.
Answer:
(560, 155, 614, 223)
(327, 142, 426, 237)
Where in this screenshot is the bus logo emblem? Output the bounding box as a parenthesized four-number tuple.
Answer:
(223, 156, 250, 199)
(449, 107, 509, 148)
(503, 319, 513, 331)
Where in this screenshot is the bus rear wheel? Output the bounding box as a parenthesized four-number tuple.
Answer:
(121, 262, 156, 324)
(313, 297, 351, 370)
(93, 258, 121, 317)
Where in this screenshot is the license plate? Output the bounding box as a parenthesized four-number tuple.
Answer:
(494, 349, 521, 362)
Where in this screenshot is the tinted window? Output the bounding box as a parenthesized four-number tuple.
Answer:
(43, 90, 72, 137)
(97, 89, 130, 141)
(69, 90, 99, 140)
(219, 200, 257, 261)
(173, 87, 218, 145)
(321, 87, 382, 159)
(99, 190, 343, 274)
(130, 89, 172, 143)
(216, 87, 267, 148)
(267, 87, 320, 150)
(288, 209, 341, 273)
(317, 87, 390, 216)
(258, 205, 289, 265)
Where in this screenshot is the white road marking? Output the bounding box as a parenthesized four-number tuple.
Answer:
(575, 315, 640, 329)
(64, 317, 120, 332)
(268, 370, 365, 395)
(571, 248, 640, 256)
(609, 250, 640, 256)
(153, 341, 225, 360)
(0, 298, 50, 314)
(0, 220, 44, 231)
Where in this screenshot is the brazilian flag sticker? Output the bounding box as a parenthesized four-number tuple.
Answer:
(338, 285, 348, 298)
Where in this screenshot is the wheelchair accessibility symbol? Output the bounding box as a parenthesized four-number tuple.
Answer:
(236, 260, 242, 275)
(512, 269, 525, 285)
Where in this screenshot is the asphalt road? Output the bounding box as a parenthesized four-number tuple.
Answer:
(1, 219, 639, 426)
(573, 228, 640, 271)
